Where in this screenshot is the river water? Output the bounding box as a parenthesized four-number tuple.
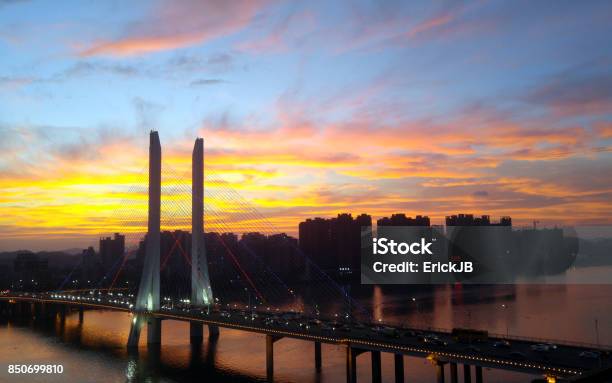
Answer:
(1, 270, 611, 382)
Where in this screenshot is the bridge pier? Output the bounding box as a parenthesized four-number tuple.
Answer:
(371, 350, 382, 383)
(190, 322, 203, 344)
(128, 314, 162, 347)
(450, 362, 458, 383)
(435, 361, 445, 383)
(266, 334, 282, 382)
(464, 364, 472, 383)
(314, 341, 322, 372)
(394, 354, 404, 383)
(208, 325, 219, 339)
(33, 302, 44, 320)
(346, 347, 366, 383)
(127, 314, 143, 348)
(475, 365, 483, 383)
(40, 302, 50, 319)
(58, 304, 67, 321)
(78, 306, 84, 323)
(16, 301, 30, 318)
(147, 317, 161, 345)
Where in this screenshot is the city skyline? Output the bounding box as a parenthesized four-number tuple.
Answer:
(1, 1, 612, 251)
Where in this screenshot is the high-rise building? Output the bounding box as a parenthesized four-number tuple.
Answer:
(377, 214, 430, 226)
(99, 233, 125, 272)
(160, 230, 191, 295)
(299, 217, 332, 271)
(445, 214, 511, 226)
(81, 246, 97, 285)
(266, 233, 301, 277)
(13, 252, 48, 290)
(299, 213, 371, 277)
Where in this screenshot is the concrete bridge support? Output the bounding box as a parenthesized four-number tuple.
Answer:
(189, 323, 219, 344)
(127, 315, 143, 348)
(464, 364, 472, 383)
(394, 354, 404, 383)
(266, 334, 282, 381)
(314, 341, 322, 372)
(208, 324, 219, 339)
(58, 304, 67, 321)
(450, 362, 458, 383)
(435, 361, 445, 383)
(78, 306, 84, 323)
(17, 301, 31, 318)
(371, 350, 382, 383)
(127, 314, 161, 347)
(147, 317, 161, 344)
(33, 302, 45, 320)
(475, 365, 483, 383)
(190, 322, 203, 344)
(346, 347, 367, 383)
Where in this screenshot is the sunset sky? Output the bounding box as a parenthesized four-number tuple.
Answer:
(1, 0, 611, 251)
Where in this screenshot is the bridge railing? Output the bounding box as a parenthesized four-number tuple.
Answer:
(3, 293, 611, 351)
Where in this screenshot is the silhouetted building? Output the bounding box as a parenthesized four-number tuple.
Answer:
(238, 232, 302, 278)
(299, 213, 371, 277)
(446, 214, 511, 226)
(81, 246, 98, 285)
(266, 233, 301, 278)
(299, 218, 332, 270)
(13, 252, 48, 290)
(160, 230, 192, 296)
(377, 214, 430, 227)
(100, 233, 125, 272)
(0, 263, 9, 289)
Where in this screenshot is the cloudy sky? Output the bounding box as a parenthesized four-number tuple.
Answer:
(1, 0, 611, 250)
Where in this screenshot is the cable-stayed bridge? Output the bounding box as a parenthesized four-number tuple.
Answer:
(1, 132, 611, 383)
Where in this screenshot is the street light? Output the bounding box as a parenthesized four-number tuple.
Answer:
(501, 304, 509, 338)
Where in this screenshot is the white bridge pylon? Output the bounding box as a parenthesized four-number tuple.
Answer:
(192, 138, 214, 307)
(128, 131, 214, 347)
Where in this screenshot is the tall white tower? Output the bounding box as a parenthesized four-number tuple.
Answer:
(128, 131, 162, 347)
(191, 138, 213, 306)
(135, 131, 161, 311)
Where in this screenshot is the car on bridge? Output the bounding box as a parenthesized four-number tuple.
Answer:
(493, 340, 511, 348)
(531, 343, 553, 352)
(579, 350, 601, 359)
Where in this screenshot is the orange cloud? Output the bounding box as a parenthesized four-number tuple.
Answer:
(2, 101, 611, 250)
(79, 0, 269, 57)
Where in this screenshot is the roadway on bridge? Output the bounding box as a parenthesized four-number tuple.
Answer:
(3, 292, 610, 380)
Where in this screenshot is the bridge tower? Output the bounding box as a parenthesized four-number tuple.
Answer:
(128, 131, 162, 347)
(191, 138, 214, 306)
(190, 138, 215, 342)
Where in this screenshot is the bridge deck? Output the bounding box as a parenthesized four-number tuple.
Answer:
(2, 293, 610, 379)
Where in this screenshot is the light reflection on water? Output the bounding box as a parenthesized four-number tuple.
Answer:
(1, 283, 611, 382)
